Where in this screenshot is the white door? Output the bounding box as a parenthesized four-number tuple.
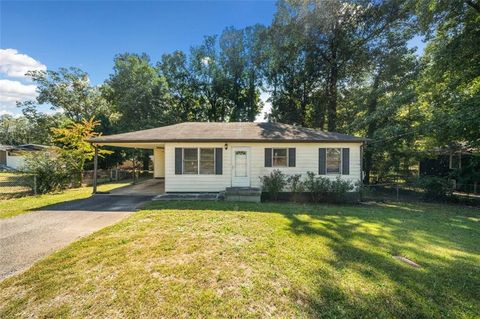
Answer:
(232, 147, 250, 187)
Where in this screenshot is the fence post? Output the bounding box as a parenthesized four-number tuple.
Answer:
(396, 184, 399, 201)
(33, 175, 37, 195)
(92, 145, 98, 194)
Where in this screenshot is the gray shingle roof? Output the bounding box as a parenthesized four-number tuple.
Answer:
(89, 122, 367, 144)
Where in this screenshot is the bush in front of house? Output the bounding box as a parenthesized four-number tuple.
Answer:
(303, 172, 354, 203)
(260, 171, 355, 203)
(22, 151, 78, 194)
(416, 176, 453, 200)
(259, 169, 288, 200)
(287, 174, 305, 202)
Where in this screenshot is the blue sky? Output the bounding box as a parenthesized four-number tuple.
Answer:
(0, 1, 424, 116)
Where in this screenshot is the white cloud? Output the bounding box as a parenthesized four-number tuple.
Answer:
(0, 48, 46, 78)
(0, 79, 38, 112)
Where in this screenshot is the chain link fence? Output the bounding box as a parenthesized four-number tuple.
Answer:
(360, 182, 480, 206)
(0, 173, 36, 199)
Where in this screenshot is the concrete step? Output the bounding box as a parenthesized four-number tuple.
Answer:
(153, 193, 221, 201)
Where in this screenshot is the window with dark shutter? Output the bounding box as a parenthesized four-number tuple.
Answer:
(288, 148, 296, 167)
(319, 148, 326, 175)
(175, 148, 182, 175)
(215, 148, 223, 175)
(265, 148, 272, 167)
(342, 148, 350, 175)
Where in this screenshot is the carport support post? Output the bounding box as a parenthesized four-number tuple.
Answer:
(92, 144, 98, 194)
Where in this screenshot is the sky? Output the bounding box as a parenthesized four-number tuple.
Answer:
(0, 0, 425, 118)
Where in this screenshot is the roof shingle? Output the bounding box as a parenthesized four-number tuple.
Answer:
(89, 122, 366, 143)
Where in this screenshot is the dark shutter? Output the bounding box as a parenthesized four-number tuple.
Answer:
(265, 148, 272, 167)
(215, 148, 223, 175)
(288, 148, 296, 167)
(319, 148, 326, 175)
(342, 148, 350, 175)
(175, 148, 182, 175)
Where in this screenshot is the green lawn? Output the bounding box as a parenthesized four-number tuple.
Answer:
(0, 182, 130, 219)
(1, 201, 479, 318)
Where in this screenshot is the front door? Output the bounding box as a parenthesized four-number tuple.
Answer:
(232, 147, 250, 187)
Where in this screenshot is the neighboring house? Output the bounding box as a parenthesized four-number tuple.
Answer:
(419, 144, 479, 191)
(89, 122, 367, 193)
(0, 144, 49, 170)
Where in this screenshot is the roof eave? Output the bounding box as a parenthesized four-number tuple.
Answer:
(89, 138, 367, 144)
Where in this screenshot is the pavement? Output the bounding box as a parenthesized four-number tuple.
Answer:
(0, 194, 153, 280)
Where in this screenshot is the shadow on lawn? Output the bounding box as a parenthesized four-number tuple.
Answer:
(146, 200, 480, 318)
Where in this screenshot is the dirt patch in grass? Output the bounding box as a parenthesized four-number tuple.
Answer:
(1, 201, 479, 318)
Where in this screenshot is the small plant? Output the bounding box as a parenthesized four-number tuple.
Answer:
(260, 169, 287, 201)
(287, 174, 304, 202)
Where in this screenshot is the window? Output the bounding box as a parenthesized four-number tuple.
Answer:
(326, 148, 341, 174)
(182, 148, 216, 174)
(200, 148, 215, 174)
(183, 148, 198, 174)
(273, 148, 288, 167)
(449, 153, 461, 169)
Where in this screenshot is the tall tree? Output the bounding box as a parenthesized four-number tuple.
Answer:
(189, 36, 231, 121)
(219, 25, 265, 121)
(105, 53, 173, 132)
(21, 67, 112, 121)
(158, 51, 199, 122)
(414, 0, 480, 148)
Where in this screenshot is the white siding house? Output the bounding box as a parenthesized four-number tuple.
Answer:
(90, 122, 366, 194)
(163, 142, 361, 192)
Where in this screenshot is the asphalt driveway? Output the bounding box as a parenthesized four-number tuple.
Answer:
(0, 195, 152, 280)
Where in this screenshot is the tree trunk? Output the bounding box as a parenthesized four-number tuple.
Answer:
(326, 55, 338, 131)
(363, 76, 380, 184)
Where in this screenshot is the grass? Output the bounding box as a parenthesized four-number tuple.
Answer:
(1, 200, 479, 318)
(0, 182, 130, 219)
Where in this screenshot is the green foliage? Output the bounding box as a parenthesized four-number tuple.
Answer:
(259, 169, 288, 200)
(415, 1, 480, 149)
(51, 118, 111, 184)
(22, 151, 77, 194)
(287, 174, 304, 202)
(416, 175, 452, 200)
(303, 172, 354, 203)
(22, 67, 114, 122)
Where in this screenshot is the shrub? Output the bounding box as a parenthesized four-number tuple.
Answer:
(303, 171, 354, 203)
(417, 176, 452, 200)
(22, 151, 78, 194)
(287, 174, 304, 202)
(260, 169, 287, 200)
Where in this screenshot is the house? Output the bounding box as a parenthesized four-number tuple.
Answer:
(0, 144, 49, 170)
(419, 144, 479, 192)
(89, 122, 367, 194)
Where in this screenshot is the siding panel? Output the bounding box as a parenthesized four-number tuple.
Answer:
(165, 142, 362, 192)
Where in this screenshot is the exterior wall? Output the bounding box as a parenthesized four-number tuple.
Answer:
(6, 153, 25, 170)
(164, 142, 362, 193)
(153, 148, 165, 178)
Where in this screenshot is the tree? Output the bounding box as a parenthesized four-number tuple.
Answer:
(414, 0, 480, 148)
(51, 118, 110, 184)
(105, 53, 173, 132)
(219, 25, 265, 121)
(21, 67, 113, 121)
(158, 51, 199, 122)
(189, 36, 231, 121)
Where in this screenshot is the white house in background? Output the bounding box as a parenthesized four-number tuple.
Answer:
(89, 122, 367, 193)
(0, 144, 49, 170)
